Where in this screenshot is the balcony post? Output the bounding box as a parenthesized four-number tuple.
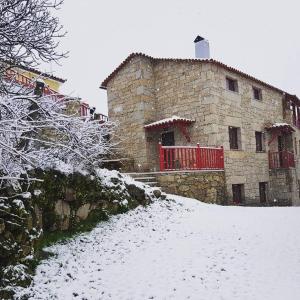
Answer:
(159, 142, 164, 171)
(220, 146, 224, 169)
(196, 143, 201, 169)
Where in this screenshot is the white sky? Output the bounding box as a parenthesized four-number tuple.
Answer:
(46, 0, 300, 115)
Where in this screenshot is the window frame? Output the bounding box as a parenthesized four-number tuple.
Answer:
(226, 77, 239, 93)
(252, 86, 262, 101)
(229, 126, 241, 150)
(255, 131, 265, 152)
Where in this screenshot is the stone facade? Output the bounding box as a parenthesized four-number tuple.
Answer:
(103, 54, 300, 206)
(155, 171, 226, 205)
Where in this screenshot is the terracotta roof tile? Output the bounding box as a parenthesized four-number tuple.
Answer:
(99, 53, 298, 102)
(144, 115, 195, 129)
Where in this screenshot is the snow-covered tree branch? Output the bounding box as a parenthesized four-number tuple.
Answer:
(0, 0, 67, 93)
(0, 90, 115, 191)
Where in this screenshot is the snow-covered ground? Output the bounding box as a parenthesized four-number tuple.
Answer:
(15, 196, 300, 300)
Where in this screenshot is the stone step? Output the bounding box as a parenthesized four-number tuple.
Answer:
(133, 176, 156, 182)
(124, 173, 160, 188)
(124, 172, 158, 178)
(142, 181, 159, 187)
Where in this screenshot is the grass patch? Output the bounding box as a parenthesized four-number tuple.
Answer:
(36, 209, 109, 251)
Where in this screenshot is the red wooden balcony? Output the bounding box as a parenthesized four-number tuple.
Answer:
(159, 143, 224, 171)
(269, 150, 295, 169)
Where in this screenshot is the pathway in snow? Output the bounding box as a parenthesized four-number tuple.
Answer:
(16, 196, 300, 300)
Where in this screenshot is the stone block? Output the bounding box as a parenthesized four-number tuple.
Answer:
(76, 204, 91, 221)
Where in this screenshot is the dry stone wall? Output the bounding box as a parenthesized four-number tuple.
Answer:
(0, 168, 164, 298)
(156, 171, 226, 205)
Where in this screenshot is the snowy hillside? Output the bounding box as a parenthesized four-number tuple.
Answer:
(15, 196, 300, 300)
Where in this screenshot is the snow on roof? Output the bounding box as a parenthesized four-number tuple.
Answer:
(266, 122, 295, 132)
(271, 123, 290, 128)
(144, 115, 195, 129)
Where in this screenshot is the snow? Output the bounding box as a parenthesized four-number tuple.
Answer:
(144, 115, 195, 128)
(20, 192, 31, 199)
(12, 199, 25, 209)
(33, 190, 42, 196)
(14, 195, 300, 300)
(271, 123, 290, 127)
(96, 168, 155, 195)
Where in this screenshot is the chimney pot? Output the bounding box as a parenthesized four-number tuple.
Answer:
(194, 35, 210, 59)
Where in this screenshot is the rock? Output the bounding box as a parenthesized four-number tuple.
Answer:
(65, 188, 76, 202)
(126, 184, 146, 203)
(111, 177, 121, 185)
(178, 185, 190, 192)
(34, 205, 43, 229)
(153, 189, 161, 198)
(54, 200, 70, 230)
(76, 204, 91, 221)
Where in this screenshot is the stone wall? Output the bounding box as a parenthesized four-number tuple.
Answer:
(155, 170, 226, 205)
(107, 56, 156, 171)
(269, 168, 299, 206)
(0, 168, 163, 297)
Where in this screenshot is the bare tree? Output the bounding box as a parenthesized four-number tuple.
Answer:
(0, 0, 67, 93)
(0, 91, 115, 191)
(0, 0, 115, 192)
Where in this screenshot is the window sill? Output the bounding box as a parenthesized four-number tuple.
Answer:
(226, 89, 239, 94)
(229, 149, 243, 151)
(256, 151, 266, 153)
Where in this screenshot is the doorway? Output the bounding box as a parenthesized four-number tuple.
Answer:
(161, 131, 175, 146)
(161, 131, 175, 169)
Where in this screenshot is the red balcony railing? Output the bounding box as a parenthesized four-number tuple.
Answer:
(159, 143, 224, 171)
(269, 150, 295, 169)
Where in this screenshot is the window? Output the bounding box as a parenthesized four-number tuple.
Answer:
(229, 126, 241, 150)
(226, 77, 238, 92)
(232, 184, 245, 204)
(253, 87, 262, 100)
(259, 182, 268, 203)
(255, 131, 264, 152)
(295, 138, 298, 155)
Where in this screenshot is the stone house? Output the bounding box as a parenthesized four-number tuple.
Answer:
(100, 37, 300, 206)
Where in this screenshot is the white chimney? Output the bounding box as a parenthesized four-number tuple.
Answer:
(194, 35, 210, 59)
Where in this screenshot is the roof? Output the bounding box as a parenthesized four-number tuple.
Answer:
(144, 115, 195, 130)
(265, 123, 295, 133)
(99, 53, 299, 102)
(19, 65, 66, 83)
(3, 61, 66, 83)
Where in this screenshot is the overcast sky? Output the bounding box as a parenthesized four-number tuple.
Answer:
(47, 0, 300, 115)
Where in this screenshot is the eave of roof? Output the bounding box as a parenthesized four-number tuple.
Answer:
(2, 60, 67, 83)
(99, 53, 298, 103)
(18, 65, 66, 83)
(265, 123, 295, 133)
(144, 115, 195, 130)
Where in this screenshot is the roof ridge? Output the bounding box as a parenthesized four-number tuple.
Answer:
(99, 53, 298, 101)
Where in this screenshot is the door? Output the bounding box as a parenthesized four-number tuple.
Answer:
(259, 182, 267, 204)
(161, 132, 175, 169)
(232, 184, 244, 205)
